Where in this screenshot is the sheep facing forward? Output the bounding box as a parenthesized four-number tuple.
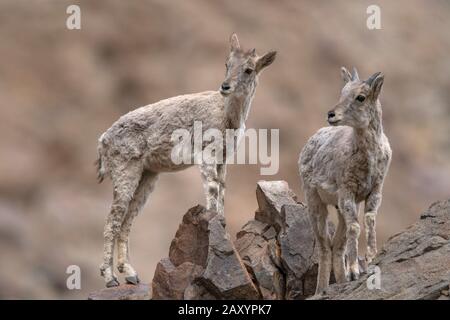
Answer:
(299, 67, 392, 294)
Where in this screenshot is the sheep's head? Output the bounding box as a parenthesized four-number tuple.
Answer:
(220, 33, 276, 97)
(327, 67, 384, 129)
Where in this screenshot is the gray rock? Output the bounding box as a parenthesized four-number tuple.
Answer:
(255, 180, 298, 232)
(310, 200, 450, 300)
(278, 204, 318, 299)
(236, 181, 321, 299)
(197, 214, 260, 299)
(88, 283, 151, 300)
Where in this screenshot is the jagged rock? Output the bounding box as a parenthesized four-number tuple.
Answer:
(152, 205, 259, 300)
(89, 180, 450, 300)
(255, 180, 298, 232)
(197, 213, 259, 299)
(278, 204, 318, 299)
(236, 181, 322, 299)
(152, 258, 203, 300)
(88, 283, 151, 300)
(311, 200, 450, 300)
(235, 220, 285, 299)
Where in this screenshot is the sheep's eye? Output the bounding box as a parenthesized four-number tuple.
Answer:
(244, 68, 253, 75)
(356, 95, 366, 102)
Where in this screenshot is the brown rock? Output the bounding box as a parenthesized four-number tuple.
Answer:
(152, 258, 203, 300)
(152, 205, 259, 300)
(168, 205, 214, 267)
(235, 220, 284, 299)
(88, 283, 151, 300)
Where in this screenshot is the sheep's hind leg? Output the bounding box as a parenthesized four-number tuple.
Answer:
(200, 164, 219, 212)
(100, 162, 142, 287)
(117, 171, 159, 285)
(216, 164, 227, 216)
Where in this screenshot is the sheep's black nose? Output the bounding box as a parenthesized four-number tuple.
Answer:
(221, 83, 231, 91)
(328, 111, 335, 119)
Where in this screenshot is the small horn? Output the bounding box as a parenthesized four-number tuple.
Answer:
(249, 48, 256, 56)
(351, 67, 359, 81)
(365, 72, 382, 86)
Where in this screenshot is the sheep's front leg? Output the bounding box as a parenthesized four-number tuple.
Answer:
(216, 164, 227, 216)
(339, 192, 361, 281)
(200, 164, 220, 214)
(364, 185, 382, 264)
(306, 190, 332, 295)
(332, 207, 348, 283)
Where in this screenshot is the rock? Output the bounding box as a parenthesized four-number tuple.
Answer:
(88, 283, 151, 300)
(152, 258, 203, 300)
(89, 181, 450, 300)
(168, 205, 214, 267)
(236, 181, 322, 299)
(235, 220, 285, 299)
(278, 204, 318, 299)
(152, 205, 259, 300)
(311, 200, 450, 300)
(255, 180, 298, 232)
(197, 214, 260, 299)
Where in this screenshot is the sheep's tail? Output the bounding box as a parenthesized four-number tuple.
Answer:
(95, 135, 107, 183)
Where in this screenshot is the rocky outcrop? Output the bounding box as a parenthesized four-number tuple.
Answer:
(89, 182, 450, 300)
(152, 205, 259, 300)
(311, 200, 450, 300)
(150, 180, 325, 300)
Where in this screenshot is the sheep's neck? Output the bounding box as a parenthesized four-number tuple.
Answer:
(224, 86, 256, 130)
(353, 104, 383, 154)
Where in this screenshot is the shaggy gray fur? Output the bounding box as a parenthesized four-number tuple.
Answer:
(299, 67, 392, 294)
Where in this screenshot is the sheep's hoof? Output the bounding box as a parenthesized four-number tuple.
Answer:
(125, 275, 140, 285)
(349, 270, 360, 281)
(106, 277, 120, 288)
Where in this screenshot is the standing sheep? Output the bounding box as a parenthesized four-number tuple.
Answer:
(96, 34, 276, 287)
(299, 67, 391, 294)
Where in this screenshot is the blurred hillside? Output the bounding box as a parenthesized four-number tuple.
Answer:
(0, 0, 449, 299)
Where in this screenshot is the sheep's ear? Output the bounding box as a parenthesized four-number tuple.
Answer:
(366, 72, 384, 100)
(351, 67, 359, 81)
(256, 51, 277, 73)
(230, 33, 240, 52)
(341, 67, 352, 83)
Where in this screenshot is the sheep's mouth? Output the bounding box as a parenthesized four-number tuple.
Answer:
(220, 89, 232, 96)
(328, 119, 341, 125)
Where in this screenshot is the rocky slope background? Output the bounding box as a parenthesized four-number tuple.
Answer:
(1, 1, 450, 298)
(89, 181, 450, 300)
